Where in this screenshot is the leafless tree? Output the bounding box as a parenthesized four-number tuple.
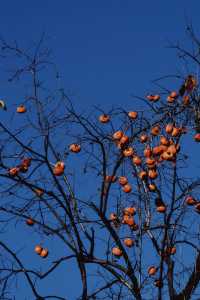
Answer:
(0, 26, 200, 300)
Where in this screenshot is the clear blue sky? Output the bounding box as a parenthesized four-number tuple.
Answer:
(1, 1, 200, 299)
(1, 1, 200, 109)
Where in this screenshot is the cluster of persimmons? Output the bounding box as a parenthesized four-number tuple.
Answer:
(6, 75, 199, 284)
(98, 74, 198, 285)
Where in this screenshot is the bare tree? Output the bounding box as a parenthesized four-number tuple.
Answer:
(0, 27, 200, 300)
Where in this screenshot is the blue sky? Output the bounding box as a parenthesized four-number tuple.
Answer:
(1, 1, 200, 299)
(1, 1, 200, 110)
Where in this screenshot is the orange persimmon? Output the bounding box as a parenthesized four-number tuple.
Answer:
(17, 105, 26, 113)
(151, 126, 160, 136)
(112, 130, 123, 140)
(123, 147, 134, 157)
(69, 143, 81, 153)
(40, 248, 49, 258)
(124, 238, 134, 248)
(26, 218, 34, 226)
(148, 266, 157, 276)
(194, 133, 200, 142)
(112, 247, 122, 257)
(132, 155, 142, 166)
(165, 123, 174, 134)
(146, 94, 160, 102)
(140, 134, 148, 143)
(53, 161, 65, 176)
(99, 114, 110, 123)
(185, 196, 196, 206)
(8, 167, 19, 177)
(35, 245, 43, 255)
(122, 184, 132, 193)
(123, 207, 136, 216)
(128, 111, 138, 119)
